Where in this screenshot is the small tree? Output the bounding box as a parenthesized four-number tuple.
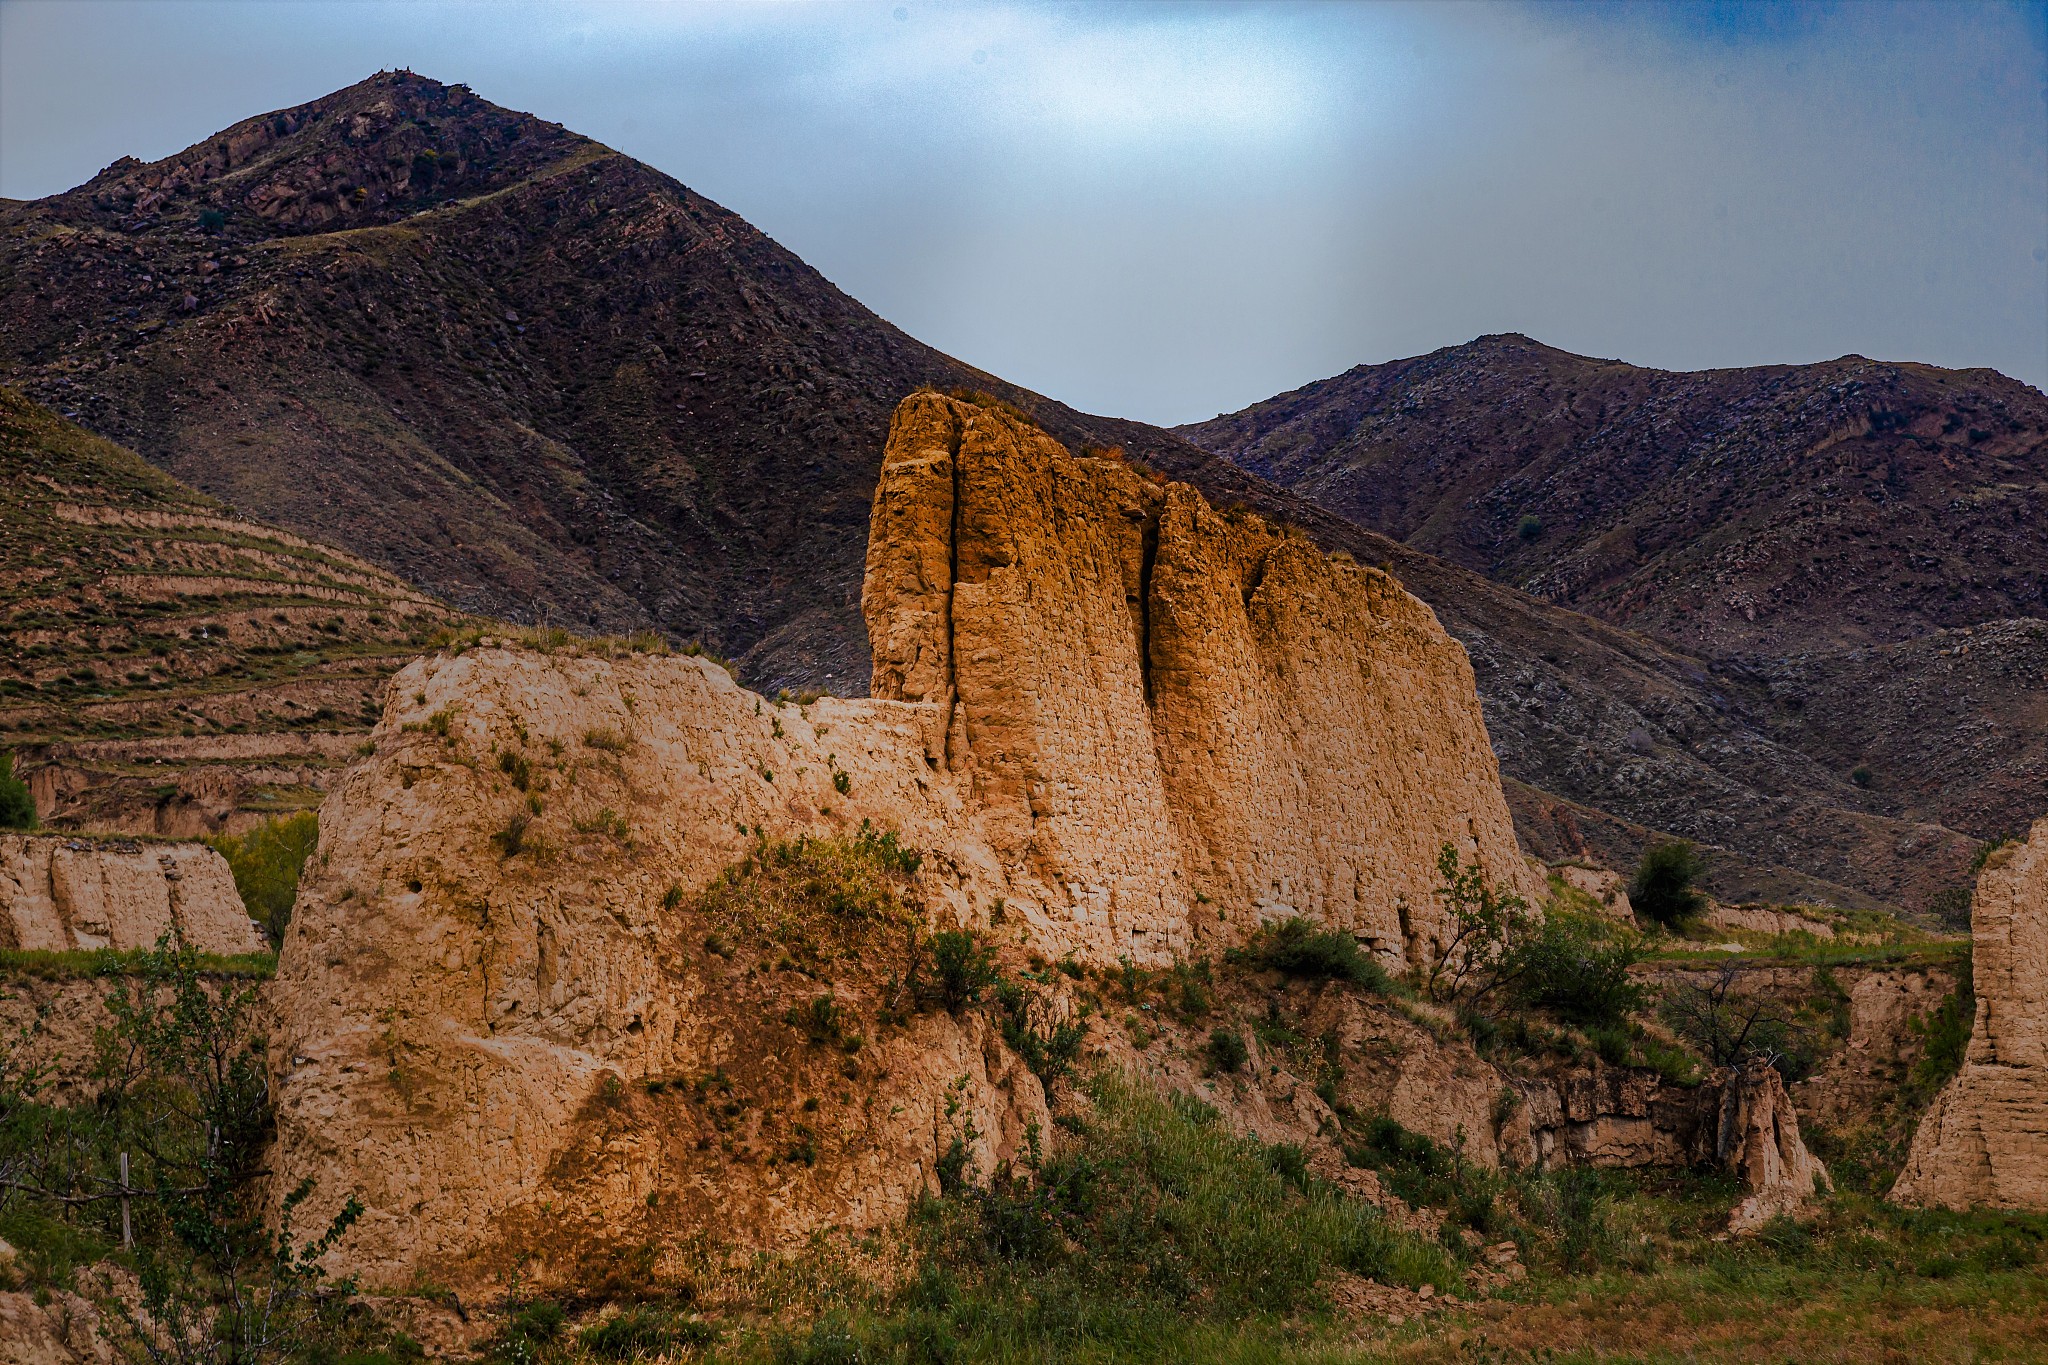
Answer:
(1631, 839, 1707, 930)
(1659, 960, 1813, 1081)
(1423, 843, 1536, 1009)
(0, 751, 35, 830)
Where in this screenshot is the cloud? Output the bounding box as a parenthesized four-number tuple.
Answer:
(2, 0, 2042, 421)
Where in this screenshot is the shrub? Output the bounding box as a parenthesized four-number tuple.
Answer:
(1247, 917, 1389, 992)
(496, 749, 531, 790)
(1206, 1028, 1249, 1074)
(1659, 959, 1815, 1081)
(1505, 912, 1646, 1030)
(581, 1308, 717, 1358)
(1423, 844, 1536, 1007)
(582, 726, 629, 753)
(0, 752, 36, 830)
(1516, 513, 1543, 541)
(925, 930, 997, 1013)
(995, 980, 1087, 1085)
(1851, 765, 1875, 789)
(917, 1072, 1459, 1347)
(197, 207, 226, 232)
(1910, 945, 1974, 1101)
(1631, 839, 1708, 929)
(206, 810, 318, 942)
(491, 811, 532, 858)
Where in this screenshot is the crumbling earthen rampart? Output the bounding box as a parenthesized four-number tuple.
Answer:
(1893, 814, 2048, 1210)
(267, 395, 1539, 1289)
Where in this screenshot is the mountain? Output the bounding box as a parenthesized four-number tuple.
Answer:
(1177, 333, 2048, 658)
(1180, 336, 2048, 858)
(0, 387, 461, 832)
(0, 74, 1989, 913)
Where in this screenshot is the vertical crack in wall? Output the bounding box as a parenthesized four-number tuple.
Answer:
(942, 413, 964, 772)
(1137, 507, 1160, 705)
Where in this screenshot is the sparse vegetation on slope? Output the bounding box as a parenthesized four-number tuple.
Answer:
(0, 388, 461, 834)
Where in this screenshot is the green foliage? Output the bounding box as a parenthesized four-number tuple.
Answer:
(994, 979, 1086, 1085)
(1516, 513, 1543, 541)
(924, 930, 997, 1013)
(1423, 843, 1535, 1007)
(1205, 1028, 1249, 1074)
(1505, 911, 1646, 1030)
(486, 1299, 566, 1364)
(0, 752, 34, 830)
(1632, 839, 1709, 929)
(196, 208, 226, 232)
(1243, 916, 1390, 992)
(0, 933, 370, 1360)
(901, 1073, 1458, 1356)
(206, 810, 318, 942)
(0, 947, 274, 980)
(1911, 945, 1975, 1101)
(581, 1307, 718, 1358)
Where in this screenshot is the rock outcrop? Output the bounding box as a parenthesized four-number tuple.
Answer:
(1717, 1061, 1830, 1232)
(0, 834, 265, 956)
(1893, 815, 2048, 1210)
(866, 393, 1539, 965)
(269, 396, 1537, 1290)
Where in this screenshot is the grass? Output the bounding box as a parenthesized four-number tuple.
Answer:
(0, 946, 277, 979)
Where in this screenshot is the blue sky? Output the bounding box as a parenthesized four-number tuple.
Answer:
(3, 0, 2043, 423)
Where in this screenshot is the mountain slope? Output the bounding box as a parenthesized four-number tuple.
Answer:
(1177, 334, 2048, 658)
(0, 387, 460, 833)
(1179, 336, 2048, 855)
(0, 74, 1986, 913)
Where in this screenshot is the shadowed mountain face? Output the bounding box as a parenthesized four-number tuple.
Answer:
(1177, 334, 2048, 659)
(1181, 336, 2048, 872)
(0, 74, 2002, 913)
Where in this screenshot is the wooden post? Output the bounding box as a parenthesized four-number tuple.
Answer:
(119, 1151, 132, 1250)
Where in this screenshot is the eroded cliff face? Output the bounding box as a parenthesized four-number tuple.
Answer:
(1893, 814, 2048, 1210)
(866, 394, 1538, 966)
(0, 835, 265, 956)
(269, 395, 1537, 1290)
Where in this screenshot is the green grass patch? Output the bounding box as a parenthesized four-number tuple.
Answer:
(0, 946, 277, 980)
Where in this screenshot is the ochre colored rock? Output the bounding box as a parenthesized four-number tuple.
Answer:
(866, 394, 1540, 965)
(269, 396, 1537, 1290)
(0, 834, 265, 956)
(1718, 1060, 1829, 1233)
(1556, 863, 1635, 923)
(1893, 815, 2048, 1210)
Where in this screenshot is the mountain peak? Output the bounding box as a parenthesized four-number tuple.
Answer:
(41, 70, 596, 239)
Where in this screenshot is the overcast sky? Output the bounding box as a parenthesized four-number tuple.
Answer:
(3, 0, 2044, 423)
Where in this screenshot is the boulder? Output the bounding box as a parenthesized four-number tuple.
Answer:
(1892, 815, 2048, 1210)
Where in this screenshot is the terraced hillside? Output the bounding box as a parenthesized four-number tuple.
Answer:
(0, 388, 458, 833)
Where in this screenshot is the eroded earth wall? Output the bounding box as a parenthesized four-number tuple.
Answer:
(866, 393, 1538, 964)
(269, 395, 1537, 1290)
(0, 834, 265, 955)
(1893, 814, 2048, 1210)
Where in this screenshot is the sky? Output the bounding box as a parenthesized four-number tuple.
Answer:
(2, 0, 2044, 425)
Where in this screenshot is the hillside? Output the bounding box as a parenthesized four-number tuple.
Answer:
(0, 387, 459, 832)
(0, 73, 1989, 914)
(1177, 333, 2048, 658)
(1180, 336, 2048, 854)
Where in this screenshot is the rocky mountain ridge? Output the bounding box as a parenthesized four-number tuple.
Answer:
(0, 72, 1994, 916)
